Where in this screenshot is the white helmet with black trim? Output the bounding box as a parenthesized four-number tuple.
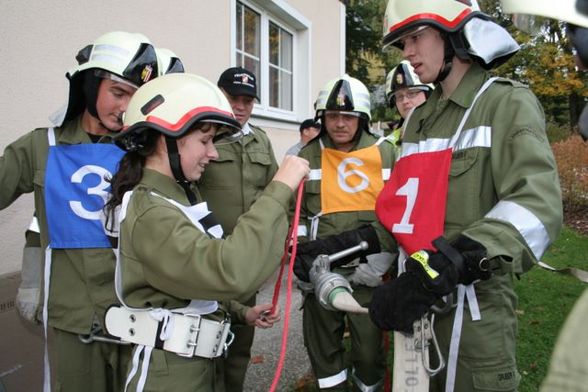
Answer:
(385, 61, 433, 106)
(315, 74, 371, 121)
(156, 48, 185, 76)
(383, 0, 519, 79)
(60, 31, 159, 126)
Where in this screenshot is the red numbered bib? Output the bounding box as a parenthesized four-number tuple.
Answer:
(375, 149, 452, 254)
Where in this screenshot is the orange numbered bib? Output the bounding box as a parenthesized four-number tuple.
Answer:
(320, 144, 384, 214)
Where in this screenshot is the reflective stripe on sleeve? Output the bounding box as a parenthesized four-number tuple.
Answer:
(401, 126, 492, 158)
(485, 200, 551, 259)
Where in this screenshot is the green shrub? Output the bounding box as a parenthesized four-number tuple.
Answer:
(545, 122, 573, 144)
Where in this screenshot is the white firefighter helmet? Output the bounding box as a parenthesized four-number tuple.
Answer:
(382, 0, 519, 73)
(60, 31, 159, 125)
(385, 61, 434, 105)
(382, 0, 482, 49)
(501, 0, 588, 29)
(156, 48, 185, 76)
(315, 74, 371, 121)
(118, 73, 241, 147)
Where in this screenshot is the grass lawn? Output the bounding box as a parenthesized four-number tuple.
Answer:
(515, 226, 588, 391)
(290, 226, 588, 391)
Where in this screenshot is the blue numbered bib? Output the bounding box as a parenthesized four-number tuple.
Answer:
(45, 143, 124, 248)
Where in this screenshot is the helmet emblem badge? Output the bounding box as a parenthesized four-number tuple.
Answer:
(141, 65, 154, 83)
(336, 91, 346, 107)
(396, 74, 404, 85)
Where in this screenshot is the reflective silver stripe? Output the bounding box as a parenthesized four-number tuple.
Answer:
(318, 369, 347, 389)
(47, 127, 56, 146)
(485, 200, 551, 259)
(297, 225, 308, 237)
(400, 126, 492, 159)
(454, 126, 491, 151)
(28, 216, 41, 233)
(351, 367, 383, 392)
(308, 169, 322, 181)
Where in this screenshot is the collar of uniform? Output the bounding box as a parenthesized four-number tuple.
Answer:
(139, 169, 193, 205)
(242, 122, 252, 136)
(445, 63, 489, 110)
(55, 116, 92, 145)
(56, 115, 116, 145)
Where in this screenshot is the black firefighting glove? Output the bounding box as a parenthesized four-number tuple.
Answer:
(368, 235, 491, 333)
(293, 253, 317, 283)
(293, 225, 381, 282)
(407, 235, 491, 296)
(369, 272, 437, 333)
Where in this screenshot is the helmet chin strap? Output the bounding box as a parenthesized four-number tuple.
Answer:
(165, 136, 198, 205)
(434, 34, 456, 84)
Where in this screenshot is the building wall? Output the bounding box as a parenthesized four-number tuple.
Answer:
(0, 0, 344, 275)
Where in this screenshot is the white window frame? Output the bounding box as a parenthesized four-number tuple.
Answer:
(231, 0, 312, 123)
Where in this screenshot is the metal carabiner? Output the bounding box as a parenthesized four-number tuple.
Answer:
(78, 324, 130, 345)
(415, 314, 445, 377)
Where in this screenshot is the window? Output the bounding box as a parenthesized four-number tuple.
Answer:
(235, 3, 261, 87)
(234, 0, 306, 119)
(269, 22, 293, 111)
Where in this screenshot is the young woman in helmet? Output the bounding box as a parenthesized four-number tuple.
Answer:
(366, 1, 563, 391)
(0, 31, 159, 391)
(385, 60, 433, 143)
(291, 74, 397, 391)
(104, 73, 309, 391)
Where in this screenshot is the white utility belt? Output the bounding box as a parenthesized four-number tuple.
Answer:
(105, 306, 233, 359)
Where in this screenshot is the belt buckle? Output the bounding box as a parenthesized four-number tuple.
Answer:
(183, 314, 203, 357)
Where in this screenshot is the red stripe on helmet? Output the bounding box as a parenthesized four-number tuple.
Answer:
(146, 106, 236, 133)
(389, 9, 472, 33)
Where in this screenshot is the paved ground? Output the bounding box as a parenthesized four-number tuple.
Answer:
(243, 269, 312, 391)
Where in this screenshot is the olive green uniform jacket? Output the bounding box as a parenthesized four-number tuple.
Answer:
(402, 64, 562, 391)
(197, 123, 279, 390)
(0, 117, 118, 334)
(119, 170, 292, 391)
(198, 124, 279, 234)
(296, 130, 397, 389)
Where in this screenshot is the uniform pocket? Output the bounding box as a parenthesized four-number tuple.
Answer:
(245, 150, 274, 188)
(450, 147, 479, 177)
(472, 364, 520, 391)
(197, 149, 238, 190)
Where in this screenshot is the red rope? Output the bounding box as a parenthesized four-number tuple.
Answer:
(268, 181, 305, 392)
